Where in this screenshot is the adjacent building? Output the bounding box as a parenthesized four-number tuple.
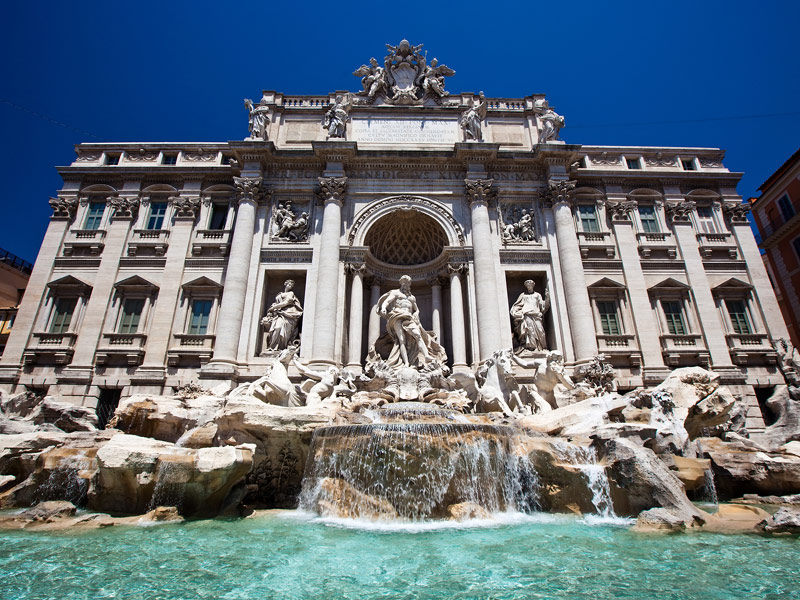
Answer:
(0, 248, 31, 356)
(0, 41, 790, 431)
(749, 148, 800, 348)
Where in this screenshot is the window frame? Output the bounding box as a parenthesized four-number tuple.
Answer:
(117, 297, 146, 334)
(778, 194, 795, 222)
(49, 297, 78, 334)
(625, 157, 642, 170)
(637, 205, 660, 234)
(695, 205, 719, 234)
(577, 204, 600, 233)
(84, 202, 106, 230)
(146, 202, 168, 230)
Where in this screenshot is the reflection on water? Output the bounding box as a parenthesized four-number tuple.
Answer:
(1, 510, 798, 600)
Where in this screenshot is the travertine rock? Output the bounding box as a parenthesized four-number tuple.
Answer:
(758, 507, 800, 534)
(18, 500, 77, 521)
(634, 507, 701, 532)
(684, 387, 736, 439)
(0, 393, 98, 433)
(314, 477, 399, 520)
(755, 386, 800, 450)
(670, 455, 712, 491)
(446, 502, 491, 521)
(110, 394, 223, 443)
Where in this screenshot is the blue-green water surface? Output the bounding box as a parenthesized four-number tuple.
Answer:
(1, 511, 798, 600)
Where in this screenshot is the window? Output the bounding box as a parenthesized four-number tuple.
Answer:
(662, 300, 687, 335)
(638, 206, 659, 233)
(84, 202, 106, 230)
(725, 299, 752, 335)
(146, 202, 167, 230)
(680, 158, 696, 171)
(696, 207, 718, 233)
(104, 154, 120, 165)
(793, 237, 800, 261)
(49, 298, 77, 333)
(596, 301, 621, 335)
(626, 157, 641, 169)
(161, 154, 177, 165)
(209, 204, 228, 230)
(578, 205, 600, 232)
(778, 194, 795, 222)
(221, 155, 234, 165)
(118, 298, 145, 334)
(188, 299, 212, 335)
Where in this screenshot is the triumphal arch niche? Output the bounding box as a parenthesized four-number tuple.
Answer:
(1, 37, 789, 412)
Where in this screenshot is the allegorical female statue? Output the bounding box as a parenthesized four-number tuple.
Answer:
(261, 280, 303, 353)
(510, 280, 550, 352)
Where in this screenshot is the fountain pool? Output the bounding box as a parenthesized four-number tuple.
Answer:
(1, 511, 797, 599)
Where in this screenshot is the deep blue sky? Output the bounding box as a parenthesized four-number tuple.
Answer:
(2, 1, 798, 263)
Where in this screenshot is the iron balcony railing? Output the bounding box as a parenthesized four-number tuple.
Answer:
(0, 248, 32, 275)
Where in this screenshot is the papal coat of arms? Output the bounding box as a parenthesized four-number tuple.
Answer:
(353, 39, 455, 105)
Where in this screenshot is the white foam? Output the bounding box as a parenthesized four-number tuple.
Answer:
(580, 513, 635, 527)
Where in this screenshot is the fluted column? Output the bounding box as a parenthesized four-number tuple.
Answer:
(448, 264, 468, 368)
(465, 179, 502, 360)
(429, 277, 443, 342)
(546, 179, 598, 362)
(368, 278, 382, 347)
(346, 263, 365, 368)
(208, 177, 265, 366)
(311, 176, 347, 365)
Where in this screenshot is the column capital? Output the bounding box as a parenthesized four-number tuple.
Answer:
(665, 200, 695, 224)
(233, 176, 269, 206)
(447, 263, 468, 276)
(540, 179, 576, 208)
(109, 195, 140, 221)
(464, 178, 496, 207)
(169, 195, 201, 220)
(317, 176, 348, 205)
(48, 196, 78, 221)
(606, 199, 638, 223)
(723, 202, 751, 225)
(345, 261, 366, 275)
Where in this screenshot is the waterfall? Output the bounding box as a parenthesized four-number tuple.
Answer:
(148, 459, 186, 512)
(298, 407, 540, 521)
(35, 452, 94, 506)
(551, 442, 616, 518)
(702, 468, 719, 506)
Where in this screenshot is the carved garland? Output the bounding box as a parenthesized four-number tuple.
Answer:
(606, 200, 638, 221)
(49, 197, 79, 219)
(348, 195, 465, 246)
(723, 203, 751, 224)
(665, 200, 696, 223)
(109, 196, 140, 219)
(170, 196, 201, 218)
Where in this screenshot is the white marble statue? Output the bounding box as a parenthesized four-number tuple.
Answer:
(375, 275, 446, 369)
(244, 98, 271, 141)
(460, 92, 487, 141)
(511, 280, 550, 352)
(261, 280, 303, 352)
(535, 100, 565, 143)
(323, 93, 353, 139)
(293, 359, 357, 407)
(354, 58, 388, 100)
(273, 201, 309, 241)
(234, 346, 302, 406)
(511, 351, 574, 410)
(418, 57, 455, 99)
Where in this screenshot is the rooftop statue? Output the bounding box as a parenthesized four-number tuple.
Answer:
(323, 93, 353, 139)
(460, 92, 487, 141)
(244, 97, 271, 141)
(535, 99, 565, 143)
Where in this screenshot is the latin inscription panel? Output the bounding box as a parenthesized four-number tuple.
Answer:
(350, 118, 458, 145)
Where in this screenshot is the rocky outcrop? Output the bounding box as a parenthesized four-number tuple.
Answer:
(446, 501, 491, 521)
(1, 393, 99, 434)
(110, 394, 222, 443)
(90, 433, 254, 517)
(634, 507, 703, 532)
(313, 477, 399, 520)
(758, 507, 800, 534)
(670, 455, 712, 492)
(698, 436, 800, 498)
(754, 386, 800, 450)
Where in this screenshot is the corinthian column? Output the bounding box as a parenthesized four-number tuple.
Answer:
(311, 176, 347, 365)
(448, 264, 468, 368)
(207, 177, 266, 367)
(546, 179, 598, 362)
(465, 179, 502, 361)
(346, 262, 365, 369)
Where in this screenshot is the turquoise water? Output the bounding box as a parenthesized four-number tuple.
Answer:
(1, 511, 798, 600)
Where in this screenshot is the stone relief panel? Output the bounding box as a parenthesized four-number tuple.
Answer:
(270, 198, 311, 242)
(500, 204, 537, 243)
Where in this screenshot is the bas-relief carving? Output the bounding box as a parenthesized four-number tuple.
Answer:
(323, 93, 353, 139)
(354, 40, 454, 106)
(590, 153, 622, 166)
(271, 201, 309, 241)
(460, 92, 487, 141)
(510, 279, 550, 353)
(184, 149, 218, 162)
(244, 97, 272, 141)
(260, 279, 303, 353)
(645, 154, 677, 167)
(501, 205, 536, 242)
(126, 150, 159, 162)
(75, 152, 102, 163)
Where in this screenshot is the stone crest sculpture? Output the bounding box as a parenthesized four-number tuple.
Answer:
(534, 99, 564, 143)
(460, 92, 487, 141)
(261, 280, 303, 353)
(272, 201, 309, 241)
(323, 93, 353, 139)
(353, 40, 454, 105)
(511, 280, 550, 352)
(244, 98, 271, 141)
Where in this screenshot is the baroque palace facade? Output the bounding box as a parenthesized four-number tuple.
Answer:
(0, 41, 790, 429)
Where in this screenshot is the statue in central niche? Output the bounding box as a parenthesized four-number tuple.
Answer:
(373, 275, 447, 370)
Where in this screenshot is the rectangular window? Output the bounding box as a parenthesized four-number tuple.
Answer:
(662, 300, 687, 335)
(696, 207, 718, 233)
(84, 202, 106, 230)
(146, 202, 167, 230)
(597, 301, 621, 335)
(578, 205, 600, 232)
(49, 298, 77, 333)
(680, 158, 696, 171)
(626, 157, 641, 169)
(793, 237, 800, 261)
(778, 195, 795, 222)
(638, 206, 659, 233)
(189, 299, 212, 335)
(104, 154, 120, 165)
(118, 298, 145, 334)
(161, 154, 177, 165)
(209, 204, 228, 230)
(726, 299, 752, 335)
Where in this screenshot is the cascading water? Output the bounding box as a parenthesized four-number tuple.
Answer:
(298, 403, 540, 520)
(702, 468, 719, 505)
(549, 442, 616, 518)
(148, 459, 187, 512)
